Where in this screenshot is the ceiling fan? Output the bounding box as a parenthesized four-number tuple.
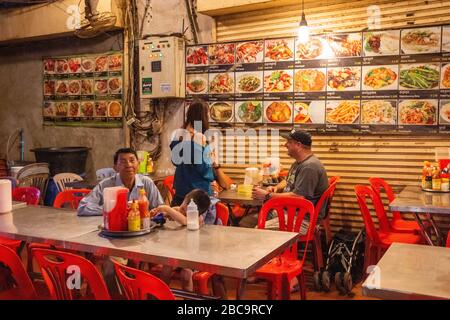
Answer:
(75, 0, 117, 38)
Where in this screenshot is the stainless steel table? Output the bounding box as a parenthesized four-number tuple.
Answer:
(12, 201, 27, 210)
(362, 243, 450, 300)
(218, 189, 263, 226)
(389, 186, 450, 246)
(0, 206, 102, 243)
(0, 206, 298, 299)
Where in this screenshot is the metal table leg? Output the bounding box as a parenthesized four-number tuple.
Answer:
(236, 279, 247, 300)
(413, 213, 434, 246)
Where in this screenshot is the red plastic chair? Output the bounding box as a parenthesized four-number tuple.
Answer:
(0, 244, 37, 300)
(1, 187, 41, 253)
(163, 175, 175, 198)
(193, 202, 230, 295)
(320, 176, 340, 245)
(31, 248, 110, 300)
(446, 231, 450, 248)
(12, 186, 40, 205)
(111, 259, 175, 300)
(53, 189, 91, 209)
(253, 197, 317, 300)
(354, 185, 423, 272)
(300, 178, 340, 272)
(369, 177, 421, 233)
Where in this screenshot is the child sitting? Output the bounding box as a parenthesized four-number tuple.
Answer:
(150, 189, 227, 298)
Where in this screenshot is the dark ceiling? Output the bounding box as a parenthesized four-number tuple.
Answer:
(0, 0, 51, 9)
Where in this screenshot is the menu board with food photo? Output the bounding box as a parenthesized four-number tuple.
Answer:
(294, 68, 327, 92)
(209, 101, 234, 123)
(264, 70, 293, 93)
(235, 101, 263, 123)
(401, 27, 441, 55)
(186, 74, 208, 95)
(326, 100, 360, 127)
(439, 100, 450, 126)
(187, 24, 450, 133)
(236, 41, 264, 64)
(363, 30, 400, 57)
(362, 65, 399, 91)
(327, 33, 362, 58)
(293, 101, 326, 125)
(42, 51, 124, 127)
(209, 73, 234, 95)
(235, 71, 263, 94)
(399, 63, 440, 90)
(264, 101, 293, 124)
(398, 99, 437, 126)
(361, 100, 397, 125)
(327, 67, 361, 91)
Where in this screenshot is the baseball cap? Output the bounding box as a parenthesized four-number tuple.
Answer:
(281, 130, 312, 146)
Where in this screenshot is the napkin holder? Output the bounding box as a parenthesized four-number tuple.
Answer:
(103, 187, 128, 231)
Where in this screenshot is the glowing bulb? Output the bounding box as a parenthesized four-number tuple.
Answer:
(297, 25, 310, 44)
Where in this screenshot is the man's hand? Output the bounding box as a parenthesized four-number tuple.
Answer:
(266, 186, 276, 193)
(252, 186, 269, 201)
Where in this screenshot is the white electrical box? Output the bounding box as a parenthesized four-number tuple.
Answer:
(139, 36, 185, 98)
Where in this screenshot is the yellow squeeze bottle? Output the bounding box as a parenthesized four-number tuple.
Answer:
(128, 201, 141, 231)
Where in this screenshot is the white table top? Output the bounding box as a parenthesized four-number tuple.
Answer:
(362, 243, 450, 300)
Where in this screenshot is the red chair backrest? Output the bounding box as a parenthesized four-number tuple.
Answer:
(369, 177, 402, 221)
(163, 175, 175, 197)
(354, 185, 389, 244)
(31, 248, 110, 300)
(111, 259, 175, 300)
(446, 231, 450, 248)
(12, 187, 40, 205)
(215, 202, 229, 226)
(0, 244, 37, 299)
(53, 189, 91, 209)
(257, 197, 316, 262)
(316, 177, 340, 220)
(328, 176, 339, 185)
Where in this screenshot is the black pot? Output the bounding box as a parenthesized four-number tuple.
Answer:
(30, 147, 90, 176)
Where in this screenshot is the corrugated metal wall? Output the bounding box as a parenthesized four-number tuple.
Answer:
(213, 0, 450, 234)
(216, 0, 450, 42)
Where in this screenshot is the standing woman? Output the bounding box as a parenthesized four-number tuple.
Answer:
(170, 99, 215, 206)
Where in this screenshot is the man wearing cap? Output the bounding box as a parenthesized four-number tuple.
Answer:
(240, 130, 329, 233)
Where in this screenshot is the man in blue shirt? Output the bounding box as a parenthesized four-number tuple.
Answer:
(77, 148, 163, 216)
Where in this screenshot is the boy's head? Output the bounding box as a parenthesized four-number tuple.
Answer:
(180, 189, 211, 215)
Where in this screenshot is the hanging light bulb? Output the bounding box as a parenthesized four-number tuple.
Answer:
(297, 0, 309, 44)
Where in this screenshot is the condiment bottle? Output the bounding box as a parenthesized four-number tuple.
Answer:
(421, 161, 431, 189)
(432, 166, 441, 191)
(128, 201, 141, 231)
(186, 199, 199, 231)
(146, 156, 154, 174)
(425, 167, 433, 190)
(441, 177, 449, 192)
(138, 189, 150, 229)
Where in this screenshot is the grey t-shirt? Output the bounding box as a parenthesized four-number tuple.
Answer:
(284, 154, 329, 218)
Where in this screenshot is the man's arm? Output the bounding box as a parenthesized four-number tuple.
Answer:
(213, 167, 232, 190)
(145, 179, 164, 209)
(77, 187, 103, 216)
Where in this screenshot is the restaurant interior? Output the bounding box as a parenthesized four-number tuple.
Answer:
(0, 0, 449, 301)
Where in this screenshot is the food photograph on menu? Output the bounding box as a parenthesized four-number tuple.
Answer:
(400, 27, 441, 54)
(294, 101, 325, 124)
(362, 65, 398, 91)
(265, 39, 295, 62)
(186, 74, 208, 94)
(294, 68, 327, 92)
(439, 100, 450, 124)
(363, 30, 400, 56)
(264, 70, 293, 92)
(361, 100, 397, 125)
(235, 101, 263, 123)
(236, 71, 263, 94)
(209, 101, 234, 123)
(399, 63, 440, 90)
(326, 100, 360, 124)
(264, 101, 293, 123)
(398, 99, 437, 125)
(236, 41, 264, 63)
